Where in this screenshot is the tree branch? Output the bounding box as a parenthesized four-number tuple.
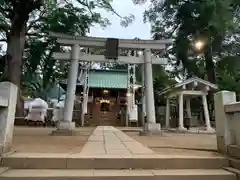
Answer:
(0, 38, 7, 42)
(27, 17, 41, 31)
(97, 0, 122, 18)
(26, 32, 45, 38)
(26, 0, 44, 13)
(27, 10, 46, 32)
(76, 0, 122, 18)
(7, 0, 17, 6)
(0, 23, 10, 32)
(0, 6, 10, 18)
(31, 0, 44, 10)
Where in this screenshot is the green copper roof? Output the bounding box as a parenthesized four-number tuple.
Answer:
(59, 69, 128, 89)
(88, 69, 128, 89)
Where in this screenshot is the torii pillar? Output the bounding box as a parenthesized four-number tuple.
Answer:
(140, 48, 161, 135)
(52, 44, 79, 135)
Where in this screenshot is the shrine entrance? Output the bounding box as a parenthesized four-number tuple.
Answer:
(59, 69, 129, 126)
(92, 98, 119, 126)
(100, 100, 110, 112)
(99, 99, 117, 126)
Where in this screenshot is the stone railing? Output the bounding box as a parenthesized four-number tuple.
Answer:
(0, 82, 18, 155)
(214, 91, 240, 158)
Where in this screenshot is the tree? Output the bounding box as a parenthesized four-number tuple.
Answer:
(216, 56, 240, 99)
(135, 0, 239, 84)
(152, 65, 176, 105)
(0, 0, 45, 116)
(22, 1, 108, 98)
(133, 0, 240, 114)
(0, 0, 135, 116)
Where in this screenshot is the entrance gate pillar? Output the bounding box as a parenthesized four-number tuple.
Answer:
(53, 44, 79, 135)
(141, 48, 161, 134)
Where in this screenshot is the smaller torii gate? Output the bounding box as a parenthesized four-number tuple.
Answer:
(50, 33, 172, 135)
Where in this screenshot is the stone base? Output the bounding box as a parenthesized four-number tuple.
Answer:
(227, 145, 240, 159)
(177, 126, 188, 133)
(217, 135, 226, 154)
(57, 121, 75, 130)
(51, 121, 76, 136)
(139, 130, 164, 136)
(139, 123, 163, 136)
(144, 122, 161, 131)
(51, 129, 76, 136)
(205, 126, 216, 133)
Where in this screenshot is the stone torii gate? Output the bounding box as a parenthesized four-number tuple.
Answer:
(50, 33, 172, 135)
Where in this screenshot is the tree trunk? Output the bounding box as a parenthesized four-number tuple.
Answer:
(5, 19, 27, 117)
(204, 45, 216, 121)
(204, 45, 216, 84)
(3, 1, 44, 117)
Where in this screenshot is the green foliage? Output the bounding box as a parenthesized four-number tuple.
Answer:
(153, 66, 176, 105)
(216, 56, 240, 98)
(140, 0, 239, 83)
(21, 0, 107, 97)
(75, 0, 135, 27)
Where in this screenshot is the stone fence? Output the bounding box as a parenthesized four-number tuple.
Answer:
(214, 91, 240, 159)
(0, 82, 18, 155)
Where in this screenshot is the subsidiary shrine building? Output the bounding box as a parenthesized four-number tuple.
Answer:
(59, 69, 139, 126)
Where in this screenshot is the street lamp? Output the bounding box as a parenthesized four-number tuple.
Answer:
(195, 40, 205, 50)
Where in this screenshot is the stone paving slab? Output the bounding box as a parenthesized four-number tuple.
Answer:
(80, 126, 155, 155)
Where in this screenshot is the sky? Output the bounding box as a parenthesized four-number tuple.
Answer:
(89, 0, 151, 39)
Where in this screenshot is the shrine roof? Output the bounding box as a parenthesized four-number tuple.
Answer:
(88, 69, 128, 89)
(158, 76, 218, 96)
(60, 69, 130, 89)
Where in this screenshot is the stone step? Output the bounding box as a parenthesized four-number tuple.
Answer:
(2, 153, 229, 169)
(229, 158, 240, 170)
(0, 169, 236, 180)
(227, 145, 240, 159)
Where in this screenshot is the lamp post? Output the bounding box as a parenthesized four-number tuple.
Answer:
(195, 40, 205, 51)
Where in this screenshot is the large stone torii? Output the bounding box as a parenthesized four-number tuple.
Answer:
(50, 33, 172, 135)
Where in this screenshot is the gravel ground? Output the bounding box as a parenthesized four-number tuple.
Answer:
(11, 126, 220, 156)
(126, 131, 221, 156)
(11, 127, 95, 153)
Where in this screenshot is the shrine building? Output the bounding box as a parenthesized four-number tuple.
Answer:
(59, 69, 141, 126)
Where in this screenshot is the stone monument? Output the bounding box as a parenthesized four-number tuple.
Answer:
(0, 82, 18, 155)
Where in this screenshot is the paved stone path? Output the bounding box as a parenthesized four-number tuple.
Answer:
(80, 126, 155, 155)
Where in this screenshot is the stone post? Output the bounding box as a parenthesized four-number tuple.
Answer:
(141, 64, 146, 126)
(53, 44, 79, 135)
(186, 98, 191, 120)
(214, 91, 236, 153)
(202, 95, 215, 132)
(140, 48, 161, 135)
(81, 67, 89, 127)
(186, 98, 192, 129)
(0, 82, 18, 154)
(165, 98, 170, 128)
(178, 93, 186, 131)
